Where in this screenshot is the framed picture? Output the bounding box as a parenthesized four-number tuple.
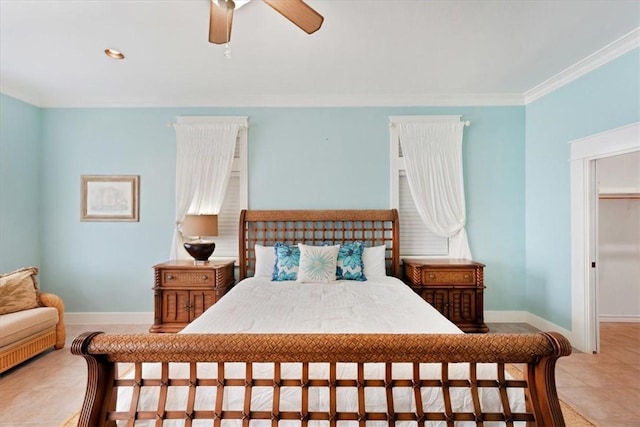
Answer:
(81, 175, 139, 221)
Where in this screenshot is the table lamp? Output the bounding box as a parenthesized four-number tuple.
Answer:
(182, 214, 218, 264)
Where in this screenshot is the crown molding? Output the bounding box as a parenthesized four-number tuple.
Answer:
(29, 92, 524, 108)
(524, 28, 640, 105)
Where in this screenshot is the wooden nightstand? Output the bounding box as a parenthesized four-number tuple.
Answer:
(403, 259, 488, 333)
(149, 260, 235, 333)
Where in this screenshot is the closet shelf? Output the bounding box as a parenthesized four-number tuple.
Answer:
(598, 193, 640, 199)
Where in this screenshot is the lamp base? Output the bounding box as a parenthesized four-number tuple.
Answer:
(183, 241, 216, 263)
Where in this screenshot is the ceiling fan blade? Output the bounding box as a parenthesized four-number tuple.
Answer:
(209, 1, 234, 44)
(262, 0, 324, 34)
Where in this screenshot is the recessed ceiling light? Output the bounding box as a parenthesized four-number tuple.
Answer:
(104, 48, 125, 60)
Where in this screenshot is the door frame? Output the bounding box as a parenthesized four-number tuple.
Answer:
(569, 122, 639, 353)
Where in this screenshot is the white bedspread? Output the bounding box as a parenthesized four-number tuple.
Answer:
(183, 276, 462, 334)
(120, 277, 523, 427)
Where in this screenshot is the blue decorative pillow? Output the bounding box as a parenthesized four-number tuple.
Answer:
(272, 242, 300, 281)
(336, 241, 367, 281)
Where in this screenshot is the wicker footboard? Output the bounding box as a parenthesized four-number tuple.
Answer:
(72, 332, 571, 427)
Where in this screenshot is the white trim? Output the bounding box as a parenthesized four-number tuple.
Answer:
(599, 315, 640, 323)
(524, 28, 640, 104)
(66, 312, 154, 325)
(569, 122, 640, 160)
(525, 312, 573, 340)
(569, 122, 640, 353)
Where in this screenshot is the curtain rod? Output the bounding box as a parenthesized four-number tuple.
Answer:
(170, 122, 470, 129)
(389, 120, 471, 129)
(168, 116, 249, 128)
(168, 122, 248, 129)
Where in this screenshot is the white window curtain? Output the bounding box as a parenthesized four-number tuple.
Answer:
(397, 121, 472, 259)
(170, 122, 240, 259)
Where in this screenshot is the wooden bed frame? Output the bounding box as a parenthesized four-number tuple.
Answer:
(238, 209, 400, 280)
(72, 209, 572, 426)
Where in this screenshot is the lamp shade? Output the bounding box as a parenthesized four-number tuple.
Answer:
(182, 214, 218, 237)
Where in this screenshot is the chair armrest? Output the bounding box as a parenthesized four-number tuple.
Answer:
(39, 292, 66, 349)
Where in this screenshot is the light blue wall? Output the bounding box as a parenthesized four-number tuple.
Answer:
(32, 106, 525, 312)
(525, 48, 640, 329)
(0, 95, 41, 272)
(5, 49, 634, 321)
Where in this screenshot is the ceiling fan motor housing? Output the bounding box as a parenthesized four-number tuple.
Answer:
(216, 0, 236, 10)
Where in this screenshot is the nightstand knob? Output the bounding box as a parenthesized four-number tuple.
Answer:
(464, 274, 470, 280)
(202, 275, 209, 281)
(167, 274, 175, 280)
(428, 273, 436, 279)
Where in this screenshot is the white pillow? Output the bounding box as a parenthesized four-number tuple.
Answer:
(254, 244, 276, 278)
(297, 244, 340, 283)
(362, 245, 387, 278)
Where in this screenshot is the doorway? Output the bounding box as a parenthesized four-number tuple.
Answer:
(596, 152, 640, 352)
(569, 122, 639, 353)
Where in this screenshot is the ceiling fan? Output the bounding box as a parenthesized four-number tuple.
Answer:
(209, 0, 324, 44)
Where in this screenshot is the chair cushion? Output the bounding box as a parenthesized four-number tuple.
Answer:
(0, 307, 58, 348)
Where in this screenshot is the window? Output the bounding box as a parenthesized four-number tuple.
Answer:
(173, 116, 248, 261)
(212, 121, 248, 260)
(389, 115, 464, 258)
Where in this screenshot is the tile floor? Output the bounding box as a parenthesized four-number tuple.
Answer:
(555, 322, 640, 426)
(0, 322, 638, 426)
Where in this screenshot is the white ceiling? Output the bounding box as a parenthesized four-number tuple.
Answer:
(1, 0, 638, 108)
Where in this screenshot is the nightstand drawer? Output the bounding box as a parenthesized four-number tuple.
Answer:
(421, 269, 476, 285)
(160, 269, 214, 287)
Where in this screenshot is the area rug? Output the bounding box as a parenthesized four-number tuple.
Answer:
(505, 364, 596, 427)
(60, 366, 595, 427)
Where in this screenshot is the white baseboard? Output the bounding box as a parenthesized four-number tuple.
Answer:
(66, 312, 154, 325)
(599, 315, 640, 323)
(525, 312, 573, 342)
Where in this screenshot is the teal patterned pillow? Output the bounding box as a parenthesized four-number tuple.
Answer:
(272, 242, 300, 281)
(336, 241, 367, 281)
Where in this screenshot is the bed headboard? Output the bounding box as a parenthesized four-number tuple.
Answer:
(239, 209, 400, 280)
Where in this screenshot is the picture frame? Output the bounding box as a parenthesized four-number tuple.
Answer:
(81, 175, 139, 221)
